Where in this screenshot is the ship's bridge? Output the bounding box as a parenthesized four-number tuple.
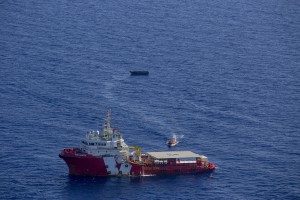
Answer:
(79, 129, 129, 156)
(77, 110, 130, 158)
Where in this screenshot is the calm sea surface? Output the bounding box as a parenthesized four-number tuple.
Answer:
(1, 0, 299, 199)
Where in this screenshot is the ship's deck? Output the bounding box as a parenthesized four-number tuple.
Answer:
(146, 151, 207, 159)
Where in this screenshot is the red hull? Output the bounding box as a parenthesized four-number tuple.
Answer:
(131, 163, 215, 176)
(59, 148, 215, 176)
(59, 148, 108, 176)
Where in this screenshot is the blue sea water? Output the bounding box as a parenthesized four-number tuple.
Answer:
(1, 0, 300, 199)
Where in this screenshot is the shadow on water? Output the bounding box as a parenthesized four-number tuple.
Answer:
(64, 176, 110, 192)
(60, 172, 216, 199)
(65, 171, 215, 185)
(66, 175, 110, 186)
(128, 171, 215, 184)
(66, 175, 151, 186)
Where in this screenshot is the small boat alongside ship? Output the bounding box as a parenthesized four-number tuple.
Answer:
(59, 110, 215, 176)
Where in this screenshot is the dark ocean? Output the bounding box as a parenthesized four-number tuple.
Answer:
(1, 0, 299, 199)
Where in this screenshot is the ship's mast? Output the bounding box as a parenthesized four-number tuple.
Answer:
(106, 109, 111, 130)
(104, 109, 112, 136)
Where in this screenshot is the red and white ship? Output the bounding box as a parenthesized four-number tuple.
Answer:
(59, 110, 216, 176)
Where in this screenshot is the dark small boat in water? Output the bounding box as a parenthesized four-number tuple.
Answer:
(130, 71, 149, 76)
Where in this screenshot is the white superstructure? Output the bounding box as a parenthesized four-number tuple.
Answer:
(79, 110, 130, 161)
